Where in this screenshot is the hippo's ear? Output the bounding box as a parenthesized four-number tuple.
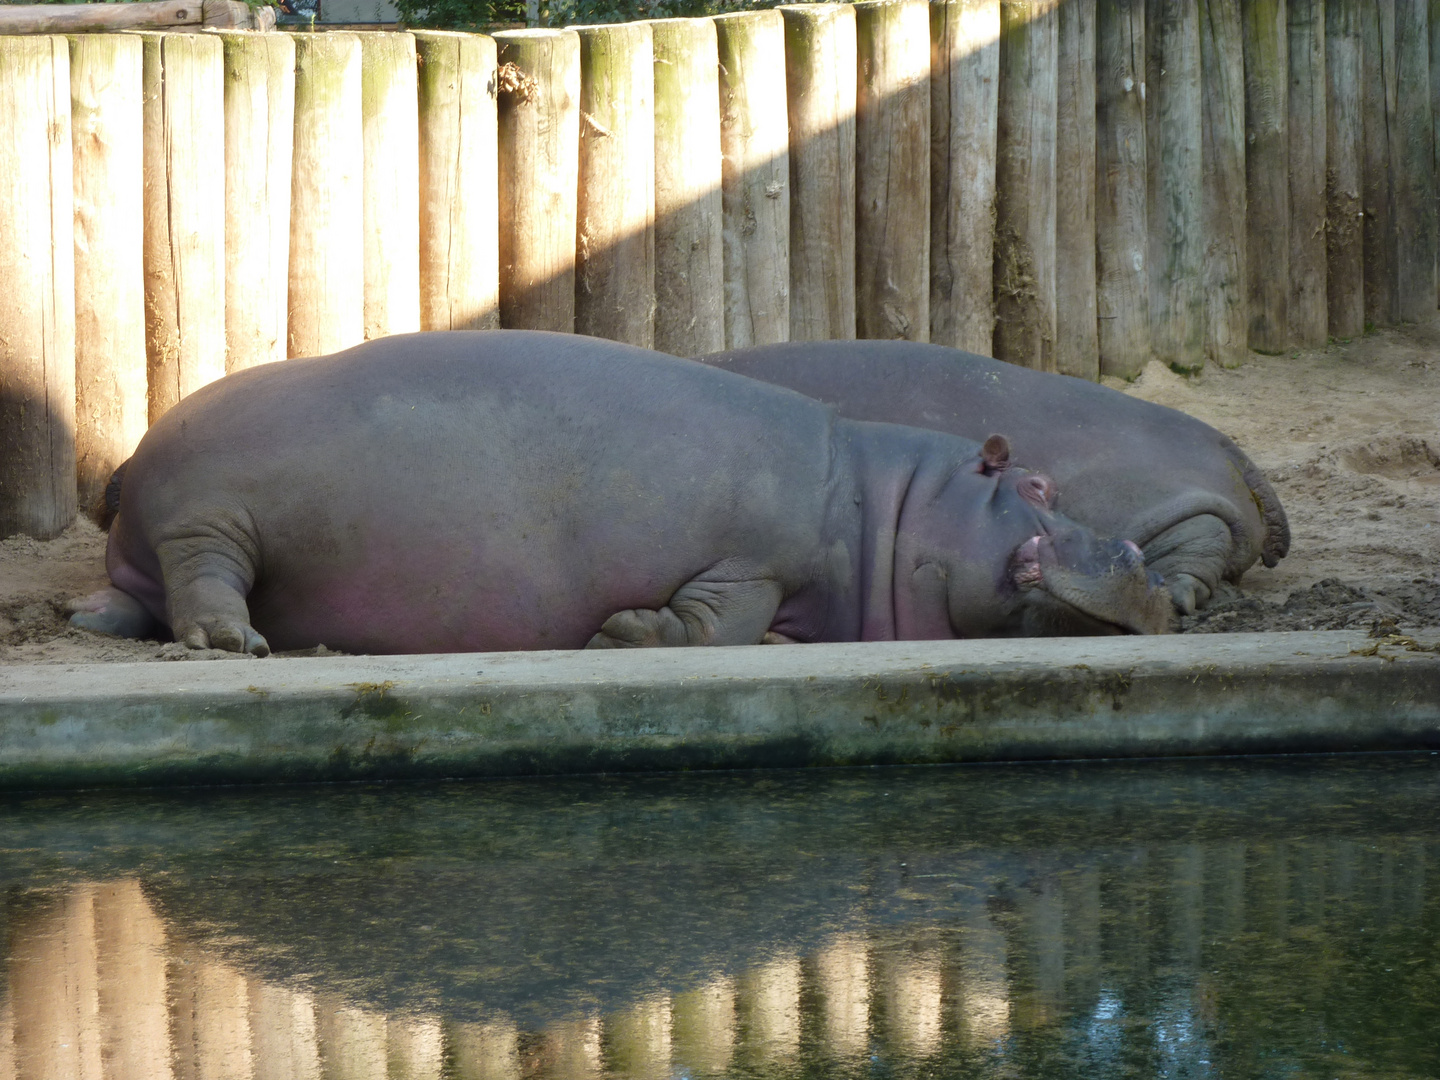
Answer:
(979, 434, 1011, 474)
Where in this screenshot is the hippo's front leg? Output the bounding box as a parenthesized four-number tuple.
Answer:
(156, 535, 271, 656)
(587, 577, 785, 648)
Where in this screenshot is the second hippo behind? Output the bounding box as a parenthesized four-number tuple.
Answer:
(73, 331, 1172, 655)
(697, 340, 1290, 614)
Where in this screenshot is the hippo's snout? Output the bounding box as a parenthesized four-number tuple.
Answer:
(1010, 531, 1145, 589)
(1011, 528, 1172, 635)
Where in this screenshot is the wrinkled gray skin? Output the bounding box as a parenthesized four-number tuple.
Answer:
(70, 331, 1171, 656)
(698, 341, 1290, 614)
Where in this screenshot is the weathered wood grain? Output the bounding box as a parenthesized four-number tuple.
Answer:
(784, 3, 857, 342)
(69, 34, 146, 508)
(930, 0, 999, 353)
(651, 17, 723, 355)
(1096, 0, 1150, 377)
(415, 31, 500, 333)
(495, 29, 581, 333)
(575, 22, 655, 347)
(0, 37, 76, 539)
(1200, 0, 1249, 365)
(994, 0, 1058, 369)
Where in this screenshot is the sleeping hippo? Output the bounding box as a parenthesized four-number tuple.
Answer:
(697, 341, 1290, 613)
(70, 330, 1171, 656)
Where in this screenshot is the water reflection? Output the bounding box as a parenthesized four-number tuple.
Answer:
(0, 757, 1437, 1078)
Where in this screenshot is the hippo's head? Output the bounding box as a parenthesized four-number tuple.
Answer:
(896, 436, 1174, 637)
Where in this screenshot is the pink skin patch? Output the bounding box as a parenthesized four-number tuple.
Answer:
(1012, 535, 1045, 587)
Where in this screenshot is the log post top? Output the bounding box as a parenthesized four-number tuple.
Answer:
(0, 0, 274, 35)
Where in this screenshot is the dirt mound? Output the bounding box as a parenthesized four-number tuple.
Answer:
(1182, 578, 1440, 634)
(1339, 434, 1440, 478)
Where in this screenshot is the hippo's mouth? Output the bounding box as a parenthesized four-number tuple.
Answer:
(1010, 534, 1172, 635)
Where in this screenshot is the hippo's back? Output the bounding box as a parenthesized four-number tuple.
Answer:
(698, 341, 1289, 574)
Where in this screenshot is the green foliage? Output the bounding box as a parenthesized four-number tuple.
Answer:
(394, 0, 778, 31)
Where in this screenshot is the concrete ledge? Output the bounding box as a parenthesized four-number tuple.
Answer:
(1, 630, 1437, 789)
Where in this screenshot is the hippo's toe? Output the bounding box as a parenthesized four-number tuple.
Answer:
(1166, 573, 1208, 616)
(181, 616, 271, 657)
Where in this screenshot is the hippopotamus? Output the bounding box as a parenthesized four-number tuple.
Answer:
(696, 341, 1290, 613)
(70, 330, 1171, 656)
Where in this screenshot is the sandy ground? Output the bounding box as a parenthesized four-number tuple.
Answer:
(3, 324, 1438, 665)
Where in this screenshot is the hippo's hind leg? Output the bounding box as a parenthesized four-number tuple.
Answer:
(1140, 514, 1234, 615)
(155, 533, 271, 657)
(587, 577, 784, 648)
(67, 586, 160, 639)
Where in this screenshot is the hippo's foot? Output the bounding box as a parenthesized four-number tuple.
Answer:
(1138, 514, 1233, 615)
(67, 587, 160, 639)
(1165, 572, 1210, 616)
(158, 548, 271, 657)
(178, 615, 270, 657)
(586, 577, 784, 648)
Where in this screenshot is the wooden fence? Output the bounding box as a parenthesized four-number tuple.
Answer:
(1, 0, 1435, 539)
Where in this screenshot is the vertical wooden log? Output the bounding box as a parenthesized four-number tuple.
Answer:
(1361, 0, 1398, 327)
(69, 34, 145, 510)
(1095, 0, 1149, 378)
(651, 17, 724, 356)
(671, 978, 737, 1074)
(218, 30, 295, 372)
(783, 3, 857, 342)
(603, 999, 673, 1080)
(495, 29, 580, 333)
(8, 888, 101, 1079)
(1433, 0, 1440, 306)
(445, 1020, 522, 1079)
(315, 1000, 388, 1078)
(1326, 0, 1364, 336)
(139, 32, 225, 423)
(575, 22, 655, 348)
(1056, 0, 1098, 377)
(715, 10, 790, 348)
(1288, 0, 1327, 345)
(388, 1018, 445, 1078)
(168, 949, 256, 1078)
(1200, 0, 1250, 365)
(289, 32, 364, 357)
(249, 985, 323, 1078)
(1395, 0, 1435, 320)
(415, 30, 500, 333)
(855, 0, 931, 342)
(361, 32, 421, 341)
(1242, 0, 1289, 352)
(930, 0, 1000, 353)
(0, 36, 75, 540)
(93, 880, 173, 1072)
(0, 990, 12, 1080)
(1146, 0, 1205, 371)
(993, 0, 1057, 369)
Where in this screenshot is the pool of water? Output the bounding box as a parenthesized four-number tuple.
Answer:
(1, 754, 1437, 1078)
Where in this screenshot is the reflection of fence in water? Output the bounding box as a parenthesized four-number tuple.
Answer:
(0, 839, 1432, 1077)
(0, 877, 995, 1078)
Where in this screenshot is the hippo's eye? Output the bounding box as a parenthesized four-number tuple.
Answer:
(1017, 475, 1056, 509)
